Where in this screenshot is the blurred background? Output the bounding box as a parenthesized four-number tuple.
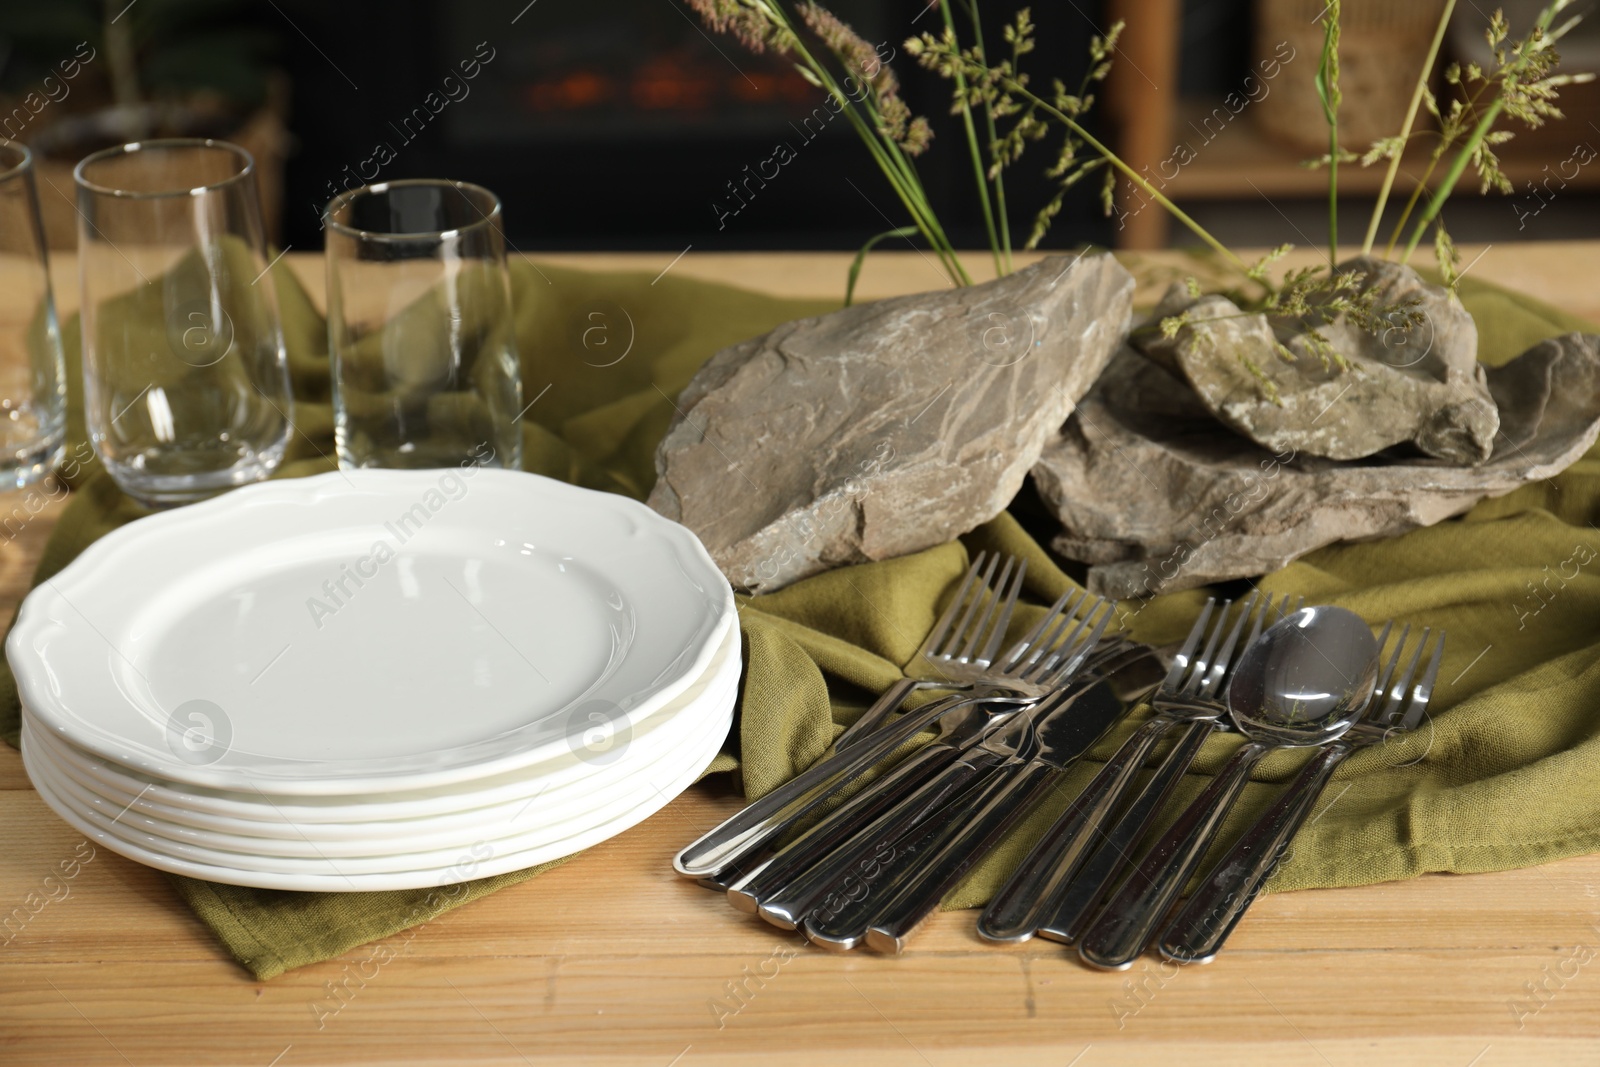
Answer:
(1, 0, 1597, 255)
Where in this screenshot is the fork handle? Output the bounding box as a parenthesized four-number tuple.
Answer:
(864, 759, 1059, 953)
(976, 716, 1170, 942)
(1158, 742, 1350, 964)
(833, 678, 930, 751)
(727, 739, 965, 923)
(692, 678, 940, 891)
(799, 750, 1012, 950)
(1036, 716, 1216, 944)
(1076, 741, 1270, 970)
(673, 692, 992, 878)
(748, 742, 998, 934)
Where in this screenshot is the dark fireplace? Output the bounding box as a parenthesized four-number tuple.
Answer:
(278, 0, 1112, 253)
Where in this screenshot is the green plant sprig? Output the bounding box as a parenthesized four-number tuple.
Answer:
(1361, 0, 1458, 255)
(908, 15, 1248, 272)
(1314, 0, 1342, 269)
(1399, 0, 1594, 264)
(687, 0, 972, 291)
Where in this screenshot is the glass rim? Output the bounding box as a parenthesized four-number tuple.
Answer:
(0, 137, 34, 183)
(72, 138, 256, 200)
(323, 178, 503, 243)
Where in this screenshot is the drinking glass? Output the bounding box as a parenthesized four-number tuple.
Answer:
(0, 140, 67, 489)
(323, 179, 523, 471)
(74, 139, 293, 508)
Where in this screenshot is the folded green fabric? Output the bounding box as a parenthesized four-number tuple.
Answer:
(3, 256, 1597, 981)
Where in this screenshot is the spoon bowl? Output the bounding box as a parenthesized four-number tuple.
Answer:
(1225, 605, 1380, 747)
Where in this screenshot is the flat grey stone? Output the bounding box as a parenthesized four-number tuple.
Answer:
(648, 253, 1135, 593)
(1034, 333, 1600, 597)
(1136, 255, 1498, 464)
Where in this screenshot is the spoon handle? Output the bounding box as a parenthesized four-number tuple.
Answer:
(1036, 715, 1216, 944)
(1158, 742, 1351, 964)
(1076, 741, 1270, 970)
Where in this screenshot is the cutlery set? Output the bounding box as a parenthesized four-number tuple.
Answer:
(675, 552, 1445, 970)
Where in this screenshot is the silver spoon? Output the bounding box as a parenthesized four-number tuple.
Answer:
(1076, 604, 1381, 970)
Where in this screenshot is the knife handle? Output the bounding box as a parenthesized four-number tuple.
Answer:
(758, 748, 998, 940)
(863, 759, 1059, 953)
(976, 715, 1170, 942)
(799, 750, 1008, 950)
(1158, 742, 1349, 964)
(1077, 741, 1269, 970)
(1036, 716, 1216, 944)
(727, 739, 964, 922)
(674, 692, 998, 879)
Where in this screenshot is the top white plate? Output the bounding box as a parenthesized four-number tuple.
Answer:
(9, 469, 734, 793)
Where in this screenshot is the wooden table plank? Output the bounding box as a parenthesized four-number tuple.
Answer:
(3, 246, 1599, 1065)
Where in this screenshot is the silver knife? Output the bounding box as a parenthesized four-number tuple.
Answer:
(859, 673, 1150, 953)
(801, 668, 1144, 951)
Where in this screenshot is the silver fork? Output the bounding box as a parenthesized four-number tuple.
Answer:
(720, 627, 1132, 921)
(672, 577, 1113, 881)
(834, 551, 1028, 749)
(977, 593, 1279, 942)
(1027, 592, 1298, 945)
(1157, 623, 1445, 964)
(736, 603, 1122, 931)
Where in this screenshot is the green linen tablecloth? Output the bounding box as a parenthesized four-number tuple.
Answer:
(3, 255, 1597, 980)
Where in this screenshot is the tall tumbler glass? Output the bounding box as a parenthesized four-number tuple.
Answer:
(324, 180, 523, 471)
(0, 140, 67, 488)
(74, 139, 293, 508)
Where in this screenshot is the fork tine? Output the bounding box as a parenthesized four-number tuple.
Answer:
(1179, 597, 1236, 698)
(1382, 626, 1430, 725)
(1242, 592, 1277, 648)
(1017, 591, 1087, 674)
(994, 585, 1076, 674)
(959, 556, 1019, 662)
(1372, 623, 1410, 703)
(1030, 597, 1109, 681)
(1019, 595, 1091, 681)
(1357, 620, 1395, 718)
(926, 552, 986, 659)
(935, 551, 1000, 661)
(1160, 598, 1216, 695)
(975, 559, 1028, 666)
(1195, 590, 1262, 700)
(1398, 630, 1445, 731)
(1042, 598, 1116, 686)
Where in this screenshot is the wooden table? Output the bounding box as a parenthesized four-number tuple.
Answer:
(4, 246, 1599, 1066)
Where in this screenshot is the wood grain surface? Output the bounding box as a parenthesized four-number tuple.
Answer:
(2, 246, 1597, 1066)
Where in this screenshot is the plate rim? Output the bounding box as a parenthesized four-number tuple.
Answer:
(10, 468, 735, 793)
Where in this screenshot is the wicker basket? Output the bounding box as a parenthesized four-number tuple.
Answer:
(1253, 0, 1448, 155)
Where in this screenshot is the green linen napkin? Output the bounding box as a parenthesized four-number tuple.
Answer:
(3, 255, 1597, 981)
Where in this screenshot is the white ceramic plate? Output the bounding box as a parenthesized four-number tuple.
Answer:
(20, 621, 742, 836)
(27, 696, 731, 860)
(9, 469, 733, 793)
(23, 691, 732, 890)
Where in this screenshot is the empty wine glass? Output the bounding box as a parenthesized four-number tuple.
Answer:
(0, 139, 67, 490)
(74, 139, 293, 508)
(323, 179, 523, 471)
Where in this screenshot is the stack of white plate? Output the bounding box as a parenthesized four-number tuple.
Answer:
(10, 469, 737, 891)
